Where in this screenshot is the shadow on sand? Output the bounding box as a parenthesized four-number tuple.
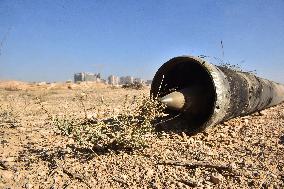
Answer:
(17, 141, 134, 168)
(280, 135, 284, 145)
(154, 115, 204, 136)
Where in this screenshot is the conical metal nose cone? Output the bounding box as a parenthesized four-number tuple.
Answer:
(159, 91, 185, 111)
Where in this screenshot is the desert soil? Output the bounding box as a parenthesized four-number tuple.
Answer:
(0, 82, 283, 188)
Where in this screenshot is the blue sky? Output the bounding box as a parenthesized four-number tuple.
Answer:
(0, 0, 284, 83)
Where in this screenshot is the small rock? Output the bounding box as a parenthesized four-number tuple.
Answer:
(177, 182, 183, 188)
(210, 174, 223, 184)
(270, 173, 277, 179)
(153, 181, 162, 189)
(157, 165, 164, 172)
(229, 131, 237, 137)
(68, 138, 75, 144)
(169, 183, 176, 189)
(25, 183, 33, 189)
(145, 168, 154, 178)
(230, 162, 237, 169)
(258, 111, 266, 116)
(253, 171, 260, 178)
(207, 149, 215, 156)
(121, 174, 128, 180)
(194, 168, 202, 177)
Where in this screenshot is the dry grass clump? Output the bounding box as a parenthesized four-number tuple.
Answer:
(41, 94, 166, 151)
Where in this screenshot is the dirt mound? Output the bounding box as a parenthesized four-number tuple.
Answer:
(0, 80, 108, 91)
(0, 80, 30, 91)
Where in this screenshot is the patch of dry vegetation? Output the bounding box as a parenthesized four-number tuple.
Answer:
(38, 93, 165, 151)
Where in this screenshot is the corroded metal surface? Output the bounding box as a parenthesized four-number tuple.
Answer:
(151, 56, 284, 132)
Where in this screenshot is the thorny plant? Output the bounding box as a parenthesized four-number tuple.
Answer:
(198, 55, 257, 74)
(199, 41, 257, 74)
(37, 93, 166, 151)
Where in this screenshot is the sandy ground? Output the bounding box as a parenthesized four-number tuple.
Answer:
(0, 82, 283, 188)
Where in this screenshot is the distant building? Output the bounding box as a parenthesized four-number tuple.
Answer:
(120, 76, 134, 85)
(74, 73, 84, 82)
(134, 78, 144, 84)
(74, 72, 101, 83)
(108, 75, 120, 85)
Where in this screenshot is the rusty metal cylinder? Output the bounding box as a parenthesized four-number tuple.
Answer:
(150, 56, 284, 132)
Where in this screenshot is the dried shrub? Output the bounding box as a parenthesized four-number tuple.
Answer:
(198, 54, 257, 74)
(40, 94, 166, 151)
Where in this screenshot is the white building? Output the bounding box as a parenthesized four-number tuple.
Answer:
(108, 75, 120, 85)
(74, 72, 101, 83)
